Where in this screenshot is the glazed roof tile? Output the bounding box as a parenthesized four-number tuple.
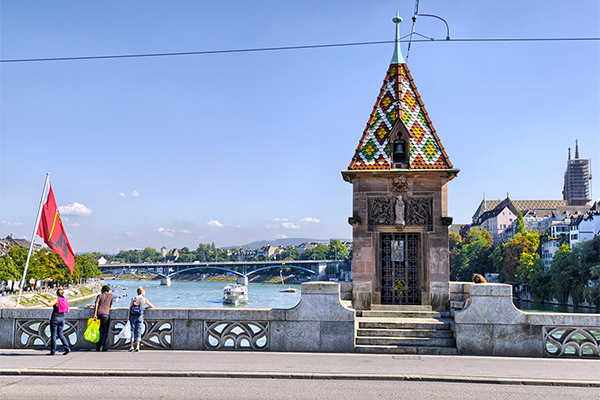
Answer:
(348, 62, 452, 171)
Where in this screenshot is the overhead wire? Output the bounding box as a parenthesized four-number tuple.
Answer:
(406, 0, 421, 61)
(0, 37, 598, 64)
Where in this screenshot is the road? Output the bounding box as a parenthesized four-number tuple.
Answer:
(2, 376, 599, 400)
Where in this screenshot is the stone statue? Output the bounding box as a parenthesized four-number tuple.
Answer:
(395, 195, 405, 225)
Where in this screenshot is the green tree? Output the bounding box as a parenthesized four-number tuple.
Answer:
(279, 247, 299, 260)
(0, 255, 19, 282)
(550, 244, 579, 304)
(502, 231, 539, 282)
(515, 211, 525, 234)
(450, 228, 493, 281)
(517, 252, 552, 302)
(327, 239, 349, 260)
(301, 244, 328, 260)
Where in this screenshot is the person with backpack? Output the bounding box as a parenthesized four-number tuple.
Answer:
(40, 288, 71, 356)
(94, 285, 114, 352)
(127, 286, 154, 352)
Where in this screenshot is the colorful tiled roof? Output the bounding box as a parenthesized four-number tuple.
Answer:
(348, 54, 452, 170)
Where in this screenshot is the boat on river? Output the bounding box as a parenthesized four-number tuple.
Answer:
(222, 284, 248, 306)
(279, 271, 298, 293)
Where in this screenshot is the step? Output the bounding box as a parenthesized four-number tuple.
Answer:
(370, 305, 433, 312)
(356, 328, 454, 338)
(361, 310, 450, 319)
(355, 345, 458, 355)
(357, 318, 454, 331)
(356, 336, 455, 347)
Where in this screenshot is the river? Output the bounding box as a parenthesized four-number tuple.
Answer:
(70, 279, 301, 309)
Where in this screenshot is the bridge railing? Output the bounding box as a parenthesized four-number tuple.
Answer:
(0, 282, 355, 353)
(453, 282, 600, 358)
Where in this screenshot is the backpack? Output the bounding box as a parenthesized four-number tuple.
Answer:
(130, 297, 143, 317)
(57, 296, 69, 313)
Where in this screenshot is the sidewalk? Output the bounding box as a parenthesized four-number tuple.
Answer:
(1, 349, 599, 387)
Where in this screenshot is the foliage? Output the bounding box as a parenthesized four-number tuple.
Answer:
(0, 247, 101, 287)
(501, 231, 539, 282)
(515, 211, 525, 234)
(300, 243, 329, 260)
(517, 252, 552, 302)
(450, 227, 493, 281)
(327, 239, 349, 260)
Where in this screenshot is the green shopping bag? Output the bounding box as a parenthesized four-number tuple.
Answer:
(84, 318, 101, 343)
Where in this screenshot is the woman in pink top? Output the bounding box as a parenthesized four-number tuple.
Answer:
(40, 288, 71, 356)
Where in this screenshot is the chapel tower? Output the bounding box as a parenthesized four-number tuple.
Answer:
(342, 15, 459, 311)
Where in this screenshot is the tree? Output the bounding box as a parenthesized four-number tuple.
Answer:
(502, 231, 539, 282)
(450, 228, 493, 281)
(279, 247, 299, 261)
(301, 244, 328, 260)
(515, 211, 525, 234)
(327, 239, 349, 260)
(550, 244, 579, 304)
(517, 252, 551, 302)
(0, 255, 19, 282)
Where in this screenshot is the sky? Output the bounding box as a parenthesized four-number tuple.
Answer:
(1, 1, 599, 254)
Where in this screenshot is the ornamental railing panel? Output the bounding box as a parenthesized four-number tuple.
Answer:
(109, 319, 173, 350)
(15, 319, 79, 349)
(204, 320, 269, 350)
(543, 326, 600, 358)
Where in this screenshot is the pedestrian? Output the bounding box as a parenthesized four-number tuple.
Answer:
(128, 286, 154, 352)
(40, 288, 71, 356)
(94, 285, 114, 352)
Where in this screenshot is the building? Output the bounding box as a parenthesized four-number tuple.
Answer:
(342, 16, 458, 310)
(0, 234, 43, 255)
(472, 197, 519, 245)
(562, 140, 592, 206)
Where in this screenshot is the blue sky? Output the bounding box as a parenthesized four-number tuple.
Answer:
(1, 1, 598, 253)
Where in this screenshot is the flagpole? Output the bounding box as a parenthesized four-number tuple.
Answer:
(15, 173, 51, 308)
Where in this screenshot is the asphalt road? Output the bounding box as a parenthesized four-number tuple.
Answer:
(1, 376, 599, 400)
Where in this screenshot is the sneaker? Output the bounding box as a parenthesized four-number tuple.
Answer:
(128, 347, 134, 352)
(63, 349, 70, 355)
(46, 352, 55, 356)
(101, 348, 108, 352)
(134, 348, 139, 352)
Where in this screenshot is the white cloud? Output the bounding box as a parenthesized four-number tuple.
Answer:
(300, 217, 320, 223)
(207, 219, 224, 227)
(59, 203, 92, 216)
(273, 217, 288, 222)
(179, 229, 192, 234)
(124, 232, 139, 237)
(118, 192, 125, 197)
(275, 234, 288, 239)
(66, 222, 80, 228)
(132, 190, 140, 197)
(156, 227, 175, 237)
(1, 221, 23, 227)
(281, 222, 300, 230)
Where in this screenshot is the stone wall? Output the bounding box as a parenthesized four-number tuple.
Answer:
(0, 282, 355, 353)
(454, 282, 600, 358)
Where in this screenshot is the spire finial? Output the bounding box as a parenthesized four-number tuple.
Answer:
(568, 147, 571, 160)
(575, 139, 579, 159)
(391, 12, 405, 64)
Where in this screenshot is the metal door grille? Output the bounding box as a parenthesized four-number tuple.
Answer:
(380, 233, 420, 305)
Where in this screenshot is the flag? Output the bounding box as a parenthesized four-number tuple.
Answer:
(36, 184, 75, 273)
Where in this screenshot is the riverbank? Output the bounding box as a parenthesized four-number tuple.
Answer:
(0, 281, 102, 308)
(101, 274, 298, 284)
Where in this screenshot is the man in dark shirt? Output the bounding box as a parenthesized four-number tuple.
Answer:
(94, 285, 114, 351)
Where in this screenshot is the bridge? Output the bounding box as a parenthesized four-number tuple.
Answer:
(98, 260, 345, 285)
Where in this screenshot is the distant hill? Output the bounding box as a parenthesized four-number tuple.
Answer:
(226, 238, 351, 250)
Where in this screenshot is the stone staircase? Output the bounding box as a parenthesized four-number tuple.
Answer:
(355, 305, 458, 355)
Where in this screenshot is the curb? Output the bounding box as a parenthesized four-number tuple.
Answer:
(1, 369, 599, 387)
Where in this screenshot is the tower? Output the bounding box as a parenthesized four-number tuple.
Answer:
(342, 15, 458, 311)
(563, 140, 591, 206)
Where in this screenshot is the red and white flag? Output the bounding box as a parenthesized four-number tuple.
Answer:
(36, 184, 75, 273)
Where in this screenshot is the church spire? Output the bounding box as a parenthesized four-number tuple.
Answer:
(391, 12, 405, 64)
